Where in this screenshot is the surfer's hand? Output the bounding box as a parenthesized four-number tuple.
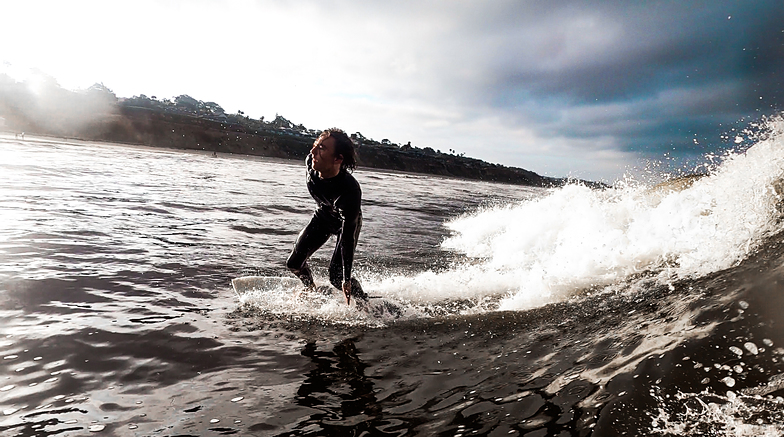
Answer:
(342, 280, 351, 305)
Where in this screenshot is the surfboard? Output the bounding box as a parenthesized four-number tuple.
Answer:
(231, 275, 403, 318)
(231, 276, 304, 297)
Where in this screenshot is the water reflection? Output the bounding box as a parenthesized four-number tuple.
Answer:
(283, 337, 382, 435)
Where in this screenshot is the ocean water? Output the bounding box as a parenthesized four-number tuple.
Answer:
(2, 119, 784, 436)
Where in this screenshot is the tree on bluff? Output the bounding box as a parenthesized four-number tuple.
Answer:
(78, 83, 117, 117)
(86, 83, 117, 103)
(174, 94, 200, 112)
(270, 114, 294, 129)
(203, 101, 224, 114)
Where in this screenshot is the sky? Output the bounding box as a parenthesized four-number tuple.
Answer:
(1, 0, 783, 182)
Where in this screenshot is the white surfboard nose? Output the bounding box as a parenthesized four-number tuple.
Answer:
(231, 276, 302, 296)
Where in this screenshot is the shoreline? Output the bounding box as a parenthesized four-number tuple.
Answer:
(2, 105, 604, 188)
(0, 131, 559, 189)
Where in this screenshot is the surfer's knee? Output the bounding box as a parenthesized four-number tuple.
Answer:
(286, 254, 303, 273)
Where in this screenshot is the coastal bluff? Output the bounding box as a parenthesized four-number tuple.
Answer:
(102, 106, 566, 187)
(0, 79, 595, 187)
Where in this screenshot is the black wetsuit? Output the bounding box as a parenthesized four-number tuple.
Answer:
(286, 154, 365, 298)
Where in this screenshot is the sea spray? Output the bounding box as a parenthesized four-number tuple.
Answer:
(371, 117, 784, 312)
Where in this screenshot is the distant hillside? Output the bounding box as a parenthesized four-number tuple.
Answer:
(0, 75, 600, 187)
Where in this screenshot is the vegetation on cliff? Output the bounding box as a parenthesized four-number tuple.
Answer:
(0, 73, 594, 187)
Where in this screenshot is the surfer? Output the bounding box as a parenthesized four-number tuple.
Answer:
(286, 128, 367, 304)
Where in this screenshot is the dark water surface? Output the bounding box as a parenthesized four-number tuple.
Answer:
(2, 135, 784, 436)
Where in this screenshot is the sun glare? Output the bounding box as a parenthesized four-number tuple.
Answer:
(1, 64, 52, 97)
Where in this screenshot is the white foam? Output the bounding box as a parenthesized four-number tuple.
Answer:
(236, 282, 401, 327)
(650, 390, 784, 436)
(369, 116, 784, 311)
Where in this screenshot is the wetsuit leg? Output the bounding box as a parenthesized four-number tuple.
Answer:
(287, 216, 332, 288)
(328, 214, 367, 299)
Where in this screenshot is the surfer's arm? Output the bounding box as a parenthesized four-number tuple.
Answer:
(339, 190, 362, 282)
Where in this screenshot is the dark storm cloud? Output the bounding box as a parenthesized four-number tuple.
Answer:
(468, 0, 784, 158)
(336, 0, 784, 167)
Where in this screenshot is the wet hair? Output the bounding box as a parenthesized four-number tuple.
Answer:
(317, 128, 357, 172)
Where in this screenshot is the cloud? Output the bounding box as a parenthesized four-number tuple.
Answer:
(282, 0, 784, 179)
(428, 1, 784, 173)
(2, 0, 783, 180)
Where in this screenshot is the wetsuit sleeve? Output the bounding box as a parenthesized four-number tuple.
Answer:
(339, 185, 362, 281)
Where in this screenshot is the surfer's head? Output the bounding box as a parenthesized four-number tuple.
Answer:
(316, 128, 357, 172)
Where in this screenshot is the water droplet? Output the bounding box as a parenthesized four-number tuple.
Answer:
(733, 365, 744, 373)
(88, 424, 105, 432)
(744, 342, 759, 355)
(3, 408, 19, 415)
(700, 378, 710, 384)
(738, 301, 749, 309)
(33, 357, 42, 361)
(210, 418, 220, 424)
(231, 396, 244, 402)
(3, 355, 18, 360)
(763, 339, 774, 347)
(0, 385, 15, 392)
(729, 346, 743, 356)
(721, 376, 736, 387)
(128, 424, 138, 430)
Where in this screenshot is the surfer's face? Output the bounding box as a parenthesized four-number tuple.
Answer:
(311, 136, 342, 175)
